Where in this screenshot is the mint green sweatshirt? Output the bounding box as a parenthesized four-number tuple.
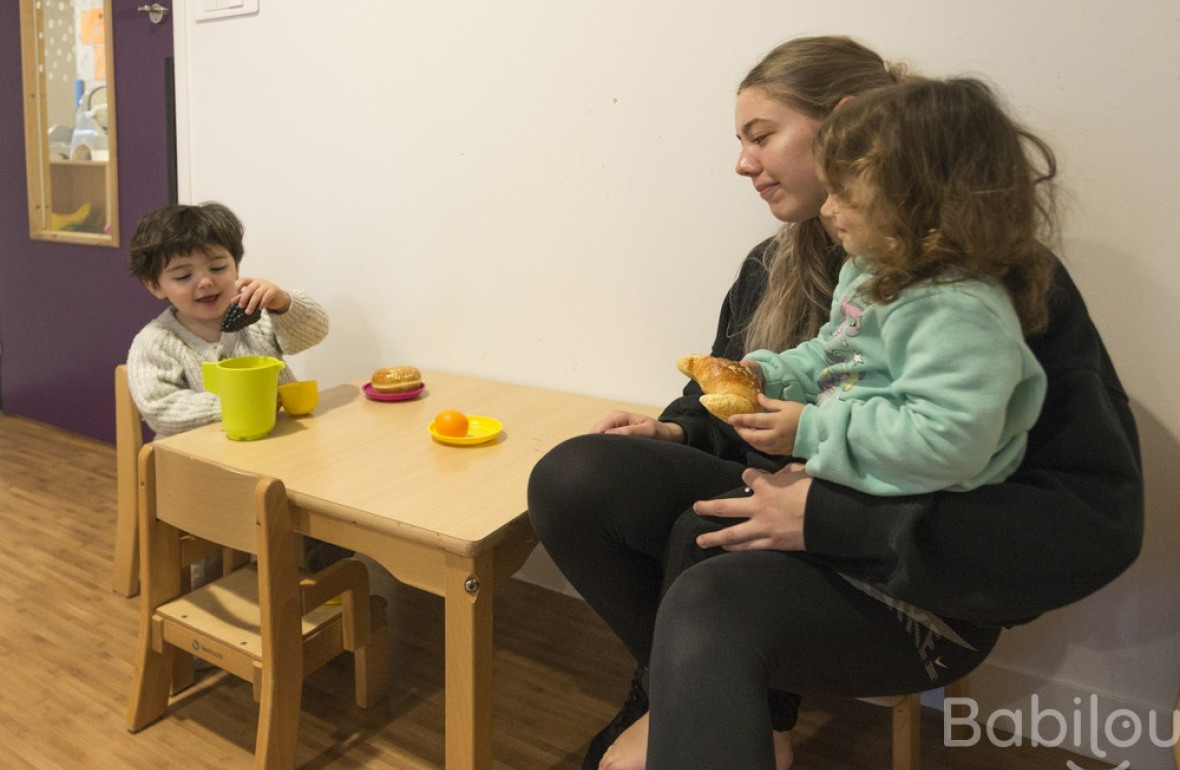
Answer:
(745, 258, 1046, 495)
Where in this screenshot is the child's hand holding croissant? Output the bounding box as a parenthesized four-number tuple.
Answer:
(677, 354, 803, 456)
(729, 395, 804, 456)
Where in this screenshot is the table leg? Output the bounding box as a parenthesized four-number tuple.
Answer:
(445, 551, 494, 770)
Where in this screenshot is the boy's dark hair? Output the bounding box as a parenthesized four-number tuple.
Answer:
(129, 202, 245, 285)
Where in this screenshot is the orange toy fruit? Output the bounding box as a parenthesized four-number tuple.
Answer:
(434, 409, 469, 438)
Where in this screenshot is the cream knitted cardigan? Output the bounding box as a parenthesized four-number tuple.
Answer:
(126, 290, 329, 437)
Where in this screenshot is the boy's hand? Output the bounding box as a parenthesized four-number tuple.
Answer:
(234, 277, 291, 315)
(729, 394, 804, 456)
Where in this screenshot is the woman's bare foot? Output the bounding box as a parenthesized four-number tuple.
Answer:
(598, 715, 792, 770)
(773, 729, 794, 770)
(599, 712, 649, 770)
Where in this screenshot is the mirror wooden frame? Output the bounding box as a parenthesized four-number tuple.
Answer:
(19, 0, 119, 247)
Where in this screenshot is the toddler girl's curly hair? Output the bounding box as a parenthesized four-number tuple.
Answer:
(814, 77, 1057, 334)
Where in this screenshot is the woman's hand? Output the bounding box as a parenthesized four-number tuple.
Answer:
(729, 394, 804, 455)
(234, 277, 291, 315)
(591, 410, 686, 442)
(693, 464, 811, 551)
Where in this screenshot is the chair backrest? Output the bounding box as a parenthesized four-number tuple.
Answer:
(141, 444, 278, 555)
(115, 364, 143, 533)
(113, 364, 144, 596)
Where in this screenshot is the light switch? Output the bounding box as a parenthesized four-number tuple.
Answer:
(195, 0, 258, 22)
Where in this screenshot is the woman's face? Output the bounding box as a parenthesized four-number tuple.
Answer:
(734, 87, 829, 225)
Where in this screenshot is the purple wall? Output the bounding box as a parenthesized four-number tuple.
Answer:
(0, 4, 173, 443)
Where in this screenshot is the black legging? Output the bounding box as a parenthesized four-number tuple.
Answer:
(528, 433, 999, 770)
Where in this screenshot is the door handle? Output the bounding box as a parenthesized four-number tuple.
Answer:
(137, 4, 169, 24)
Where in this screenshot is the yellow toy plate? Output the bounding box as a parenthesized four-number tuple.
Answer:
(427, 415, 503, 445)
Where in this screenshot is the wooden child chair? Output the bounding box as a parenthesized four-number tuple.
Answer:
(861, 677, 971, 770)
(862, 692, 923, 770)
(126, 443, 390, 769)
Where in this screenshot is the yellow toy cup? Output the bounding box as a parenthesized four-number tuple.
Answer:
(278, 380, 319, 416)
(201, 356, 285, 440)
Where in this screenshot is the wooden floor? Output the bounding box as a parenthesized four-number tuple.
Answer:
(0, 413, 1113, 770)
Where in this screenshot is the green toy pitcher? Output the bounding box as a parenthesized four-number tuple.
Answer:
(201, 356, 286, 440)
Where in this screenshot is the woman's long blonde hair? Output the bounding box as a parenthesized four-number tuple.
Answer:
(738, 36, 905, 352)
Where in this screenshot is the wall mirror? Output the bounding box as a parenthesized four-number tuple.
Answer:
(19, 0, 119, 246)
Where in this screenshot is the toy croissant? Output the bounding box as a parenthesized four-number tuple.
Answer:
(676, 354, 760, 420)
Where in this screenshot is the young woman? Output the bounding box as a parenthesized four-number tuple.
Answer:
(527, 36, 1142, 770)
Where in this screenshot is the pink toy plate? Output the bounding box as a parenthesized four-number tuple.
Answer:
(363, 382, 425, 402)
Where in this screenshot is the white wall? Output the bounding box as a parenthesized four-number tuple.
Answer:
(173, 2, 1180, 767)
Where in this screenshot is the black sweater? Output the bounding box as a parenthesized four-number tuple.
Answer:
(660, 239, 1143, 626)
